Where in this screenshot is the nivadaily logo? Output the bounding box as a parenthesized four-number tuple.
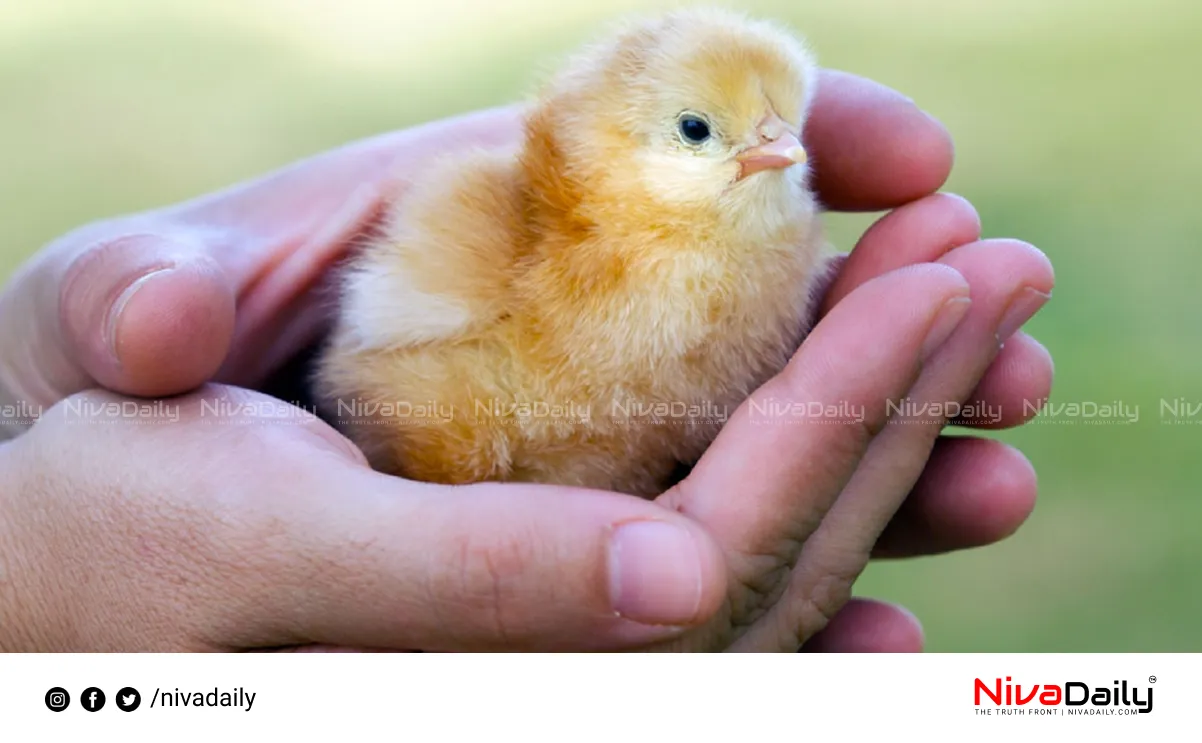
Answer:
(974, 676, 1154, 716)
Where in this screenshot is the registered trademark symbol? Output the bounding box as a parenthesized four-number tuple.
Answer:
(1149, 676, 1157, 684)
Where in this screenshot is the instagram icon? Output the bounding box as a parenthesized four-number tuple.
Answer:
(44, 687, 70, 712)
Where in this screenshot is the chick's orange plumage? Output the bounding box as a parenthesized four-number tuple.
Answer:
(314, 8, 831, 497)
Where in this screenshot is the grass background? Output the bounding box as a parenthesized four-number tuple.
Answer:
(2, 0, 1199, 650)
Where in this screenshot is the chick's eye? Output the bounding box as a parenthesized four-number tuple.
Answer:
(678, 115, 711, 145)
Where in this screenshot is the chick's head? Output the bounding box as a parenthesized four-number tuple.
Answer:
(538, 8, 820, 227)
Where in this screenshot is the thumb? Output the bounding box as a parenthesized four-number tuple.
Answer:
(235, 446, 729, 652)
(0, 232, 235, 411)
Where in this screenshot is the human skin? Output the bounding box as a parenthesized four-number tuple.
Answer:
(0, 70, 1053, 652)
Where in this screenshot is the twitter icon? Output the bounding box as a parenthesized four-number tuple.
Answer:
(116, 687, 141, 712)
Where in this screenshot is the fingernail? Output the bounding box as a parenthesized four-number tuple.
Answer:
(105, 268, 175, 362)
(997, 287, 1051, 342)
(921, 296, 972, 361)
(608, 521, 704, 626)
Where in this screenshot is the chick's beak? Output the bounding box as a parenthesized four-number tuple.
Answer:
(735, 132, 807, 180)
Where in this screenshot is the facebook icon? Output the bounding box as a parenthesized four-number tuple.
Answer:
(81, 687, 106, 712)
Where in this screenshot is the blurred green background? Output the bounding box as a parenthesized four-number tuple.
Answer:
(2, 0, 1199, 650)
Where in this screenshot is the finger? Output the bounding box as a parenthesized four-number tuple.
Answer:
(660, 264, 971, 602)
(807, 70, 954, 212)
(816, 240, 1052, 547)
(215, 183, 387, 387)
(820, 193, 982, 315)
(818, 196, 1053, 430)
(66, 235, 237, 398)
(952, 332, 1054, 429)
(800, 598, 924, 653)
(0, 234, 235, 411)
(873, 436, 1038, 558)
(746, 240, 1052, 651)
(229, 457, 730, 652)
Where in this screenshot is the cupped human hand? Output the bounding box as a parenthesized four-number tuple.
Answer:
(0, 233, 1049, 653)
(0, 385, 728, 652)
(0, 70, 1053, 651)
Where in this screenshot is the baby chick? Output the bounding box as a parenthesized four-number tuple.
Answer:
(313, 8, 830, 497)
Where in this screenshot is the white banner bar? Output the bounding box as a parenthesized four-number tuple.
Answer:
(2, 653, 1186, 741)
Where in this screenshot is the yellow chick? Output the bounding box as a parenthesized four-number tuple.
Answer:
(313, 8, 830, 497)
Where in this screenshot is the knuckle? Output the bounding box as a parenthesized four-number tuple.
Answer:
(441, 527, 544, 644)
(790, 568, 857, 647)
(729, 553, 791, 630)
(848, 407, 889, 449)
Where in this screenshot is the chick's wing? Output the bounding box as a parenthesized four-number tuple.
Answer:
(334, 147, 525, 354)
